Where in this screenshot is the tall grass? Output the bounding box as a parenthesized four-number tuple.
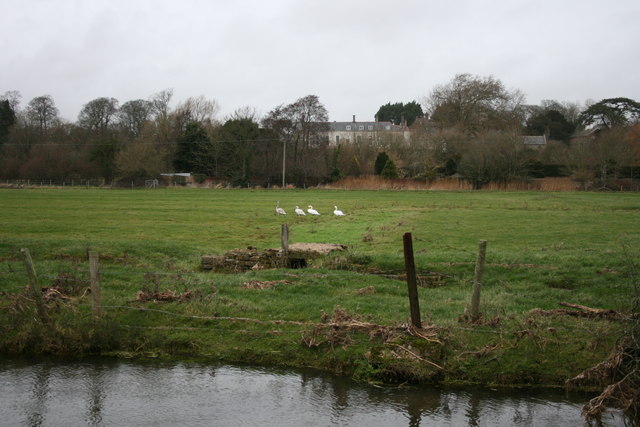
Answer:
(533, 177, 579, 191)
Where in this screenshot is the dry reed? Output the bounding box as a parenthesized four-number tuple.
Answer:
(325, 176, 470, 191)
(324, 176, 582, 191)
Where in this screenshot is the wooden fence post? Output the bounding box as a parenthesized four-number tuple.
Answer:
(403, 233, 422, 328)
(89, 251, 102, 317)
(20, 248, 49, 324)
(470, 240, 487, 322)
(281, 224, 289, 254)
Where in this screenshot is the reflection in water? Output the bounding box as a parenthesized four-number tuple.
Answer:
(465, 393, 481, 427)
(28, 363, 51, 426)
(0, 357, 624, 426)
(85, 363, 105, 426)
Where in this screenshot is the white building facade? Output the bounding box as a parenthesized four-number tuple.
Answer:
(325, 115, 410, 146)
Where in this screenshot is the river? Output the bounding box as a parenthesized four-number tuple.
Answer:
(0, 357, 623, 426)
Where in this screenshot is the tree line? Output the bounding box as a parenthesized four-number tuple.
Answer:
(1, 73, 639, 188)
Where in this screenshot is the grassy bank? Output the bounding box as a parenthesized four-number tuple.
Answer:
(0, 187, 638, 387)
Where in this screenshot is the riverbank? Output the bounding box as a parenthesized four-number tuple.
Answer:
(0, 275, 628, 389)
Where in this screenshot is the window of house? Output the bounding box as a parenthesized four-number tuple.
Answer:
(346, 125, 351, 131)
(358, 125, 364, 130)
(368, 125, 373, 130)
(335, 135, 339, 144)
(385, 125, 391, 130)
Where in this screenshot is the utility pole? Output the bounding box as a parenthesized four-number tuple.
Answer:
(282, 140, 286, 188)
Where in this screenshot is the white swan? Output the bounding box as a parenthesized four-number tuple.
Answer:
(275, 201, 286, 215)
(295, 206, 306, 216)
(307, 205, 320, 216)
(333, 206, 345, 216)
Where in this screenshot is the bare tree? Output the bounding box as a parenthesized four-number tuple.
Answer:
(118, 99, 152, 137)
(78, 97, 119, 131)
(173, 95, 220, 127)
(262, 104, 295, 141)
(149, 88, 173, 121)
(227, 105, 260, 122)
(26, 95, 59, 133)
(262, 105, 295, 186)
(149, 88, 174, 143)
(427, 73, 525, 135)
(287, 94, 329, 150)
(262, 95, 329, 186)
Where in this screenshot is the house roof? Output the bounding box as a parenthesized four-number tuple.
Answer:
(327, 121, 403, 132)
(571, 126, 601, 139)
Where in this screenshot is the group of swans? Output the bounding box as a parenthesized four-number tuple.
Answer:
(276, 202, 345, 217)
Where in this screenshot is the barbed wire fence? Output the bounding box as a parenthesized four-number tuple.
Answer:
(5, 243, 630, 340)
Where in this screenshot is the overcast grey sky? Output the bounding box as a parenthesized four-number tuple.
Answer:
(2, 0, 639, 123)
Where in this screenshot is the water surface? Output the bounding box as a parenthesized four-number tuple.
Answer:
(0, 358, 623, 426)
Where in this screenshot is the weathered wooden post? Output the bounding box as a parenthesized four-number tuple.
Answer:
(403, 232, 422, 328)
(470, 240, 487, 322)
(20, 248, 49, 324)
(89, 251, 102, 317)
(281, 223, 289, 254)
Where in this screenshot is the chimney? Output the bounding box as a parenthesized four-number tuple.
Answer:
(352, 115, 356, 123)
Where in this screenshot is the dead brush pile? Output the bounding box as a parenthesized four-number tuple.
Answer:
(301, 306, 444, 376)
(241, 280, 291, 290)
(135, 289, 202, 303)
(3, 285, 77, 316)
(534, 301, 640, 424)
(135, 272, 210, 302)
(302, 306, 440, 348)
(566, 337, 640, 424)
(41, 287, 74, 303)
(531, 302, 640, 321)
(1, 288, 36, 317)
(50, 269, 90, 296)
(302, 306, 420, 347)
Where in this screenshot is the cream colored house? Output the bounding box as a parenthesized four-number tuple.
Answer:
(325, 115, 410, 146)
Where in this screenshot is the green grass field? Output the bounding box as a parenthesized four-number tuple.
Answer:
(1, 187, 639, 386)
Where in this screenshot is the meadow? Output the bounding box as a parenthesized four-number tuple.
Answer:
(0, 187, 639, 386)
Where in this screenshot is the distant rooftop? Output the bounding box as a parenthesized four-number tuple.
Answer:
(327, 115, 405, 131)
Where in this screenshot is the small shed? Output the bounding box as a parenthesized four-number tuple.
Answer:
(522, 135, 547, 149)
